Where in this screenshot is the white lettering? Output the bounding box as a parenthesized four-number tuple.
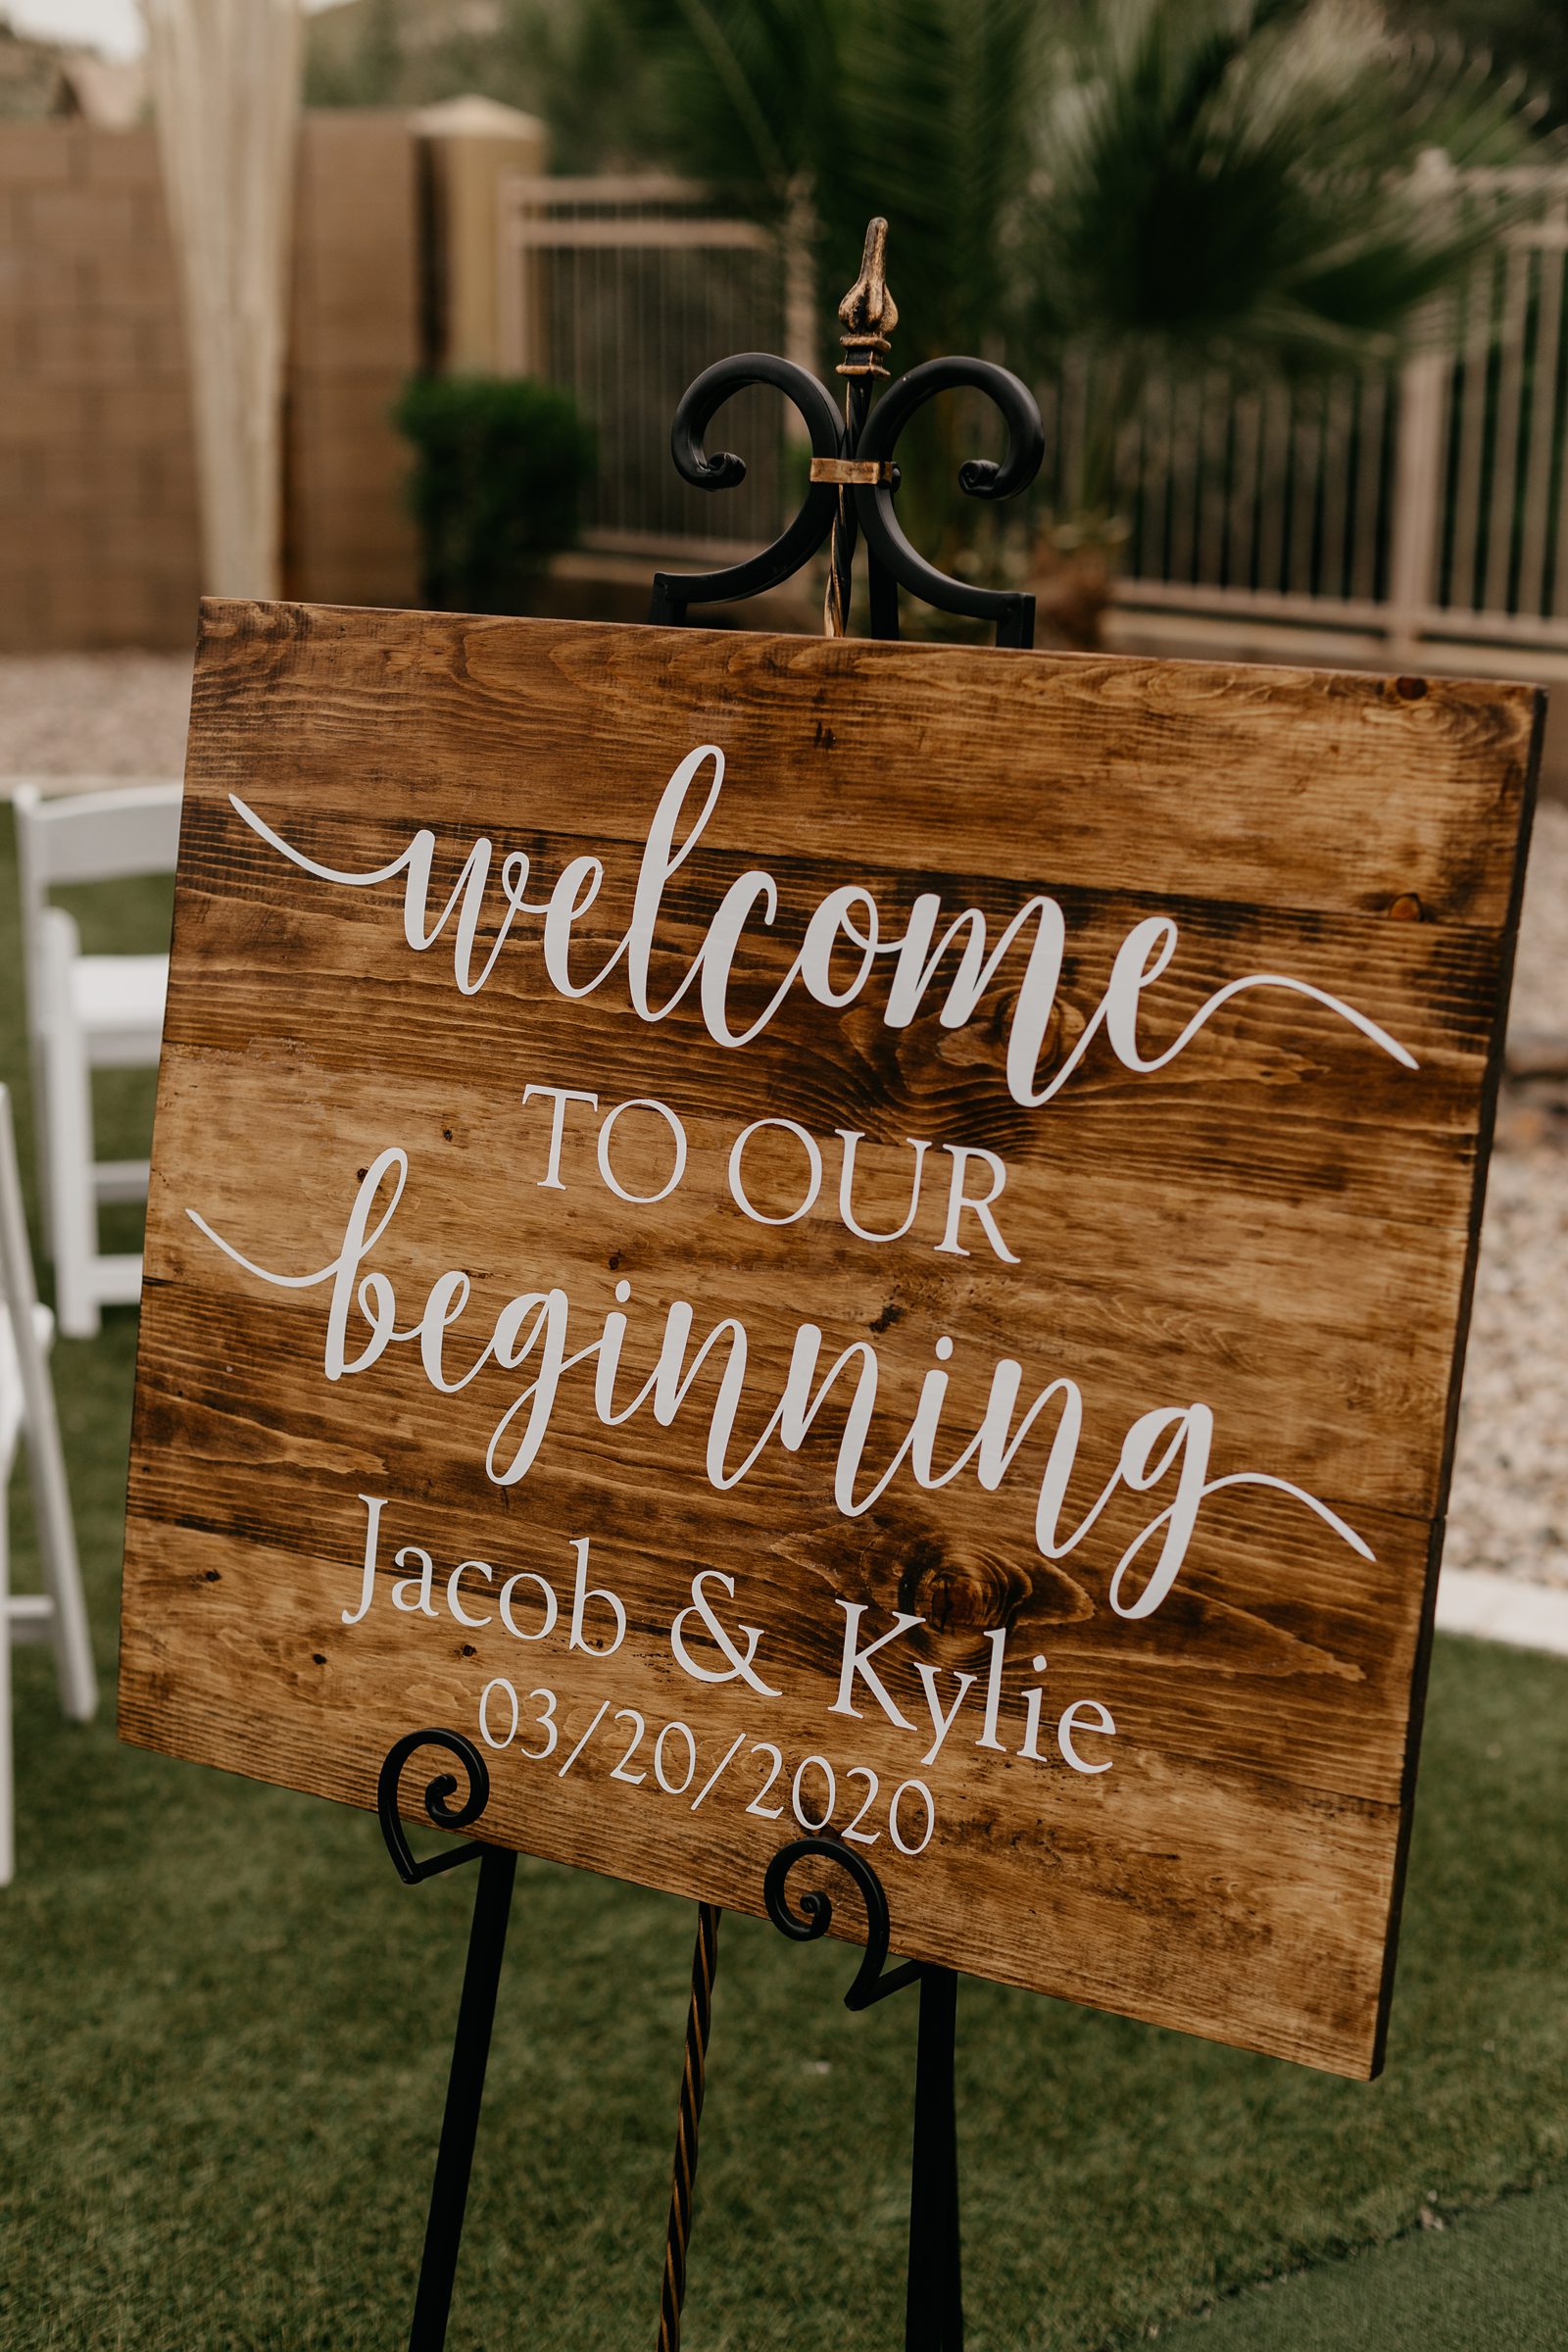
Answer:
(228, 753, 1416, 1111)
(522, 1085, 599, 1189)
(567, 1536, 626, 1657)
(728, 1118, 823, 1227)
(830, 1601, 921, 1728)
(343, 1492, 385, 1626)
(597, 1097, 687, 1205)
(194, 1159, 1378, 1618)
(934, 1145, 1019, 1264)
(913, 1662, 977, 1765)
(1057, 1698, 1117, 1774)
(669, 1569, 781, 1695)
(836, 1130, 930, 1246)
(392, 1544, 437, 1617)
(448, 1560, 493, 1629)
(499, 1568, 558, 1642)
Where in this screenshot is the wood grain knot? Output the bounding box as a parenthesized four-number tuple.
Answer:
(779, 1504, 1096, 1667)
(1394, 675, 1429, 701)
(902, 1539, 1030, 1637)
(1389, 893, 1424, 921)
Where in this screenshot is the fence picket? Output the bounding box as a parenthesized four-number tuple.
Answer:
(1520, 199, 1566, 617)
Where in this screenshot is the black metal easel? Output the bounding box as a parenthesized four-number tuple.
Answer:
(379, 218, 1045, 2352)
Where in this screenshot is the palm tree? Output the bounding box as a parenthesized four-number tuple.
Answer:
(1021, 0, 1547, 633)
(616, 0, 1549, 639)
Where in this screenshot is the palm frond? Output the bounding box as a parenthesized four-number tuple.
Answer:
(1030, 0, 1549, 370)
(625, 0, 844, 212)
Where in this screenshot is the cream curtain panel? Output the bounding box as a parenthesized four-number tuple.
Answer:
(142, 0, 303, 602)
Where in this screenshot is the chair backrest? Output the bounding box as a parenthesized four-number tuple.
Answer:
(12, 778, 183, 896)
(11, 779, 182, 1017)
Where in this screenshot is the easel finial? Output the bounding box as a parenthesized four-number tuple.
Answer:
(837, 217, 898, 378)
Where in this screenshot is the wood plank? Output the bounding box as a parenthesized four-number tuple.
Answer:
(187, 601, 1537, 924)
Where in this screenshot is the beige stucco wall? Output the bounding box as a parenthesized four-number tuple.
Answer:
(0, 113, 420, 652)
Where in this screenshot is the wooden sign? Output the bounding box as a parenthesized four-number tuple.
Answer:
(121, 600, 1540, 2079)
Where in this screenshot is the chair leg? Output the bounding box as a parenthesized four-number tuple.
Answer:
(29, 1319, 97, 1727)
(28, 1031, 53, 1263)
(41, 918, 100, 1342)
(0, 1483, 15, 1889)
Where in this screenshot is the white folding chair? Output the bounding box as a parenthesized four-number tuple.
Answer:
(12, 778, 182, 1338)
(0, 1084, 97, 1887)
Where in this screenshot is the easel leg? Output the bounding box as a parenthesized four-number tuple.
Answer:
(906, 1965, 962, 2352)
(765, 1840, 964, 2346)
(409, 1843, 517, 2352)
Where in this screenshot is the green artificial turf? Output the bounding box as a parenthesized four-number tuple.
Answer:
(2, 806, 1567, 2350)
(1159, 2172, 1568, 2349)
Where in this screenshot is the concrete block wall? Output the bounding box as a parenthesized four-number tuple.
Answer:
(0, 122, 200, 651)
(0, 113, 420, 654)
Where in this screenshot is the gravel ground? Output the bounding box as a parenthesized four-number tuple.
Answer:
(1447, 804, 1568, 1589)
(1447, 1142, 1568, 1587)
(0, 654, 192, 780)
(1, 651, 1564, 1586)
(1510, 796, 1568, 1037)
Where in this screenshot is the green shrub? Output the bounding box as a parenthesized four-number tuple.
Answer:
(393, 374, 596, 613)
